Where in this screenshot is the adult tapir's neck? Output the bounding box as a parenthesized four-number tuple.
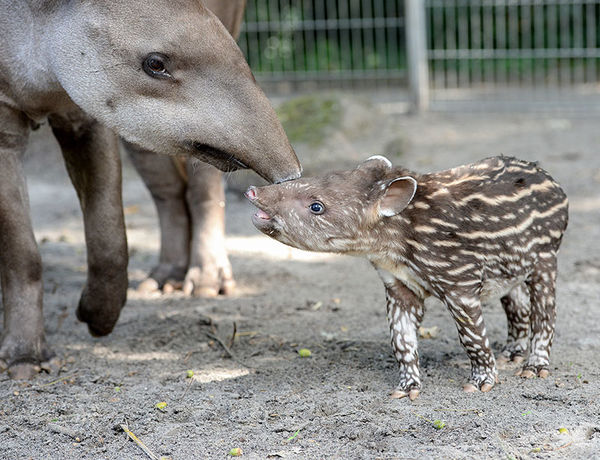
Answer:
(0, 1, 75, 120)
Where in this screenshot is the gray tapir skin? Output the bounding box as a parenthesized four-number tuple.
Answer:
(0, 0, 300, 379)
(127, 0, 247, 297)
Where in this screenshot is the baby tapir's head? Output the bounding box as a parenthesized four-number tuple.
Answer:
(246, 156, 417, 253)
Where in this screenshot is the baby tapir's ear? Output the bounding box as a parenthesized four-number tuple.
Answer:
(358, 155, 393, 171)
(378, 177, 417, 217)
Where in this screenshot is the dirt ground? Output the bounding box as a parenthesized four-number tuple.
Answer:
(1, 93, 599, 459)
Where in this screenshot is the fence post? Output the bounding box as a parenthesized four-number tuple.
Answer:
(405, 0, 429, 112)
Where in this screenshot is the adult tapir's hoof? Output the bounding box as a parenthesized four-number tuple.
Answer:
(0, 338, 55, 380)
(138, 260, 235, 297)
(76, 280, 127, 337)
(183, 264, 235, 297)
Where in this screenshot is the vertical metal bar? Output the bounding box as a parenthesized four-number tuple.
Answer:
(314, 0, 326, 75)
(586, 1, 597, 84)
(431, 1, 444, 91)
(267, 0, 279, 74)
(547, 1, 558, 86)
(495, 0, 506, 87)
(457, 0, 469, 87)
(470, 0, 482, 87)
(286, 0, 297, 75)
(406, 0, 430, 111)
(507, 1, 519, 86)
(559, 1, 571, 86)
(533, 0, 544, 87)
(521, 1, 533, 87)
(339, 0, 351, 78)
(325, 0, 339, 75)
(444, 1, 457, 88)
(374, 0, 386, 83)
(483, 0, 494, 88)
(572, 0, 584, 85)
(363, 0, 376, 81)
(350, 0, 363, 74)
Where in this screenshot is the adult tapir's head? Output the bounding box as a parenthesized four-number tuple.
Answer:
(46, 0, 301, 183)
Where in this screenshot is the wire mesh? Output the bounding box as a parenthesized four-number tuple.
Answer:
(238, 0, 406, 91)
(425, 0, 600, 111)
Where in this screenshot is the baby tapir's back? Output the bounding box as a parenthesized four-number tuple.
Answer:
(401, 156, 568, 293)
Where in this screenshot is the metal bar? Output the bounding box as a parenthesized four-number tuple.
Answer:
(586, 1, 597, 83)
(406, 0, 430, 110)
(429, 48, 600, 60)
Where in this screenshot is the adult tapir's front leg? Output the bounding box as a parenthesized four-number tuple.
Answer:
(50, 115, 128, 337)
(184, 162, 235, 297)
(0, 106, 52, 379)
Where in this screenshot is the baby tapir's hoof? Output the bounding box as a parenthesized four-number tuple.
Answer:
(516, 367, 549, 379)
(463, 370, 499, 393)
(496, 353, 525, 368)
(390, 388, 421, 401)
(463, 382, 494, 393)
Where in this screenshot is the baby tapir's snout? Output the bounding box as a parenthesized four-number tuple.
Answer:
(247, 155, 568, 400)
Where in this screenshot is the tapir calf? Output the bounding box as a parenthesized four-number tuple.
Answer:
(0, 0, 300, 379)
(246, 156, 568, 399)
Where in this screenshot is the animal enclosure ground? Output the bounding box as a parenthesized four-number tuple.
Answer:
(1, 94, 600, 459)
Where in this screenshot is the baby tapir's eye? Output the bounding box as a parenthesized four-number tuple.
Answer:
(309, 202, 325, 215)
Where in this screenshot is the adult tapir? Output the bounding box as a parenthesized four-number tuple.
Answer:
(0, 0, 301, 379)
(127, 0, 248, 297)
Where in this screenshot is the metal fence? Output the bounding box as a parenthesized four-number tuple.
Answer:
(238, 0, 600, 111)
(238, 0, 406, 91)
(425, 0, 600, 111)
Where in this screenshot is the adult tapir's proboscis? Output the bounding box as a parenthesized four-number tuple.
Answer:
(0, 0, 301, 379)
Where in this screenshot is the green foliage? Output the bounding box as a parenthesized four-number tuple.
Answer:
(276, 95, 342, 146)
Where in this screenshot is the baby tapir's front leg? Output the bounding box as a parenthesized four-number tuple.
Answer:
(444, 294, 498, 392)
(378, 272, 424, 401)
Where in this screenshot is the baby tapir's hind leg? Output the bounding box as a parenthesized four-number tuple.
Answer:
(377, 272, 424, 400)
(498, 283, 530, 366)
(445, 295, 497, 392)
(518, 257, 558, 379)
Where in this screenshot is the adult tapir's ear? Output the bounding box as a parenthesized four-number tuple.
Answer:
(358, 155, 393, 171)
(378, 177, 417, 217)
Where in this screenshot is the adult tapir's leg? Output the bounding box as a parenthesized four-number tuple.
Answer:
(0, 106, 52, 379)
(126, 0, 247, 297)
(183, 162, 235, 296)
(50, 115, 128, 337)
(126, 143, 191, 292)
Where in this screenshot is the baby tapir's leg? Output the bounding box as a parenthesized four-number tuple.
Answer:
(498, 283, 530, 366)
(445, 295, 497, 392)
(379, 274, 424, 401)
(518, 257, 557, 379)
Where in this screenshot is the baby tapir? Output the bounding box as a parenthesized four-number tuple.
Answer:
(246, 155, 568, 400)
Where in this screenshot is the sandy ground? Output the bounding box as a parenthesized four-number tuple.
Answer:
(1, 95, 600, 459)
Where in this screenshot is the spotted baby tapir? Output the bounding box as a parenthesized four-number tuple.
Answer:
(246, 155, 568, 400)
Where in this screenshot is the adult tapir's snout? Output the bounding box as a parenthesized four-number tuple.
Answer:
(45, 0, 301, 184)
(187, 74, 302, 184)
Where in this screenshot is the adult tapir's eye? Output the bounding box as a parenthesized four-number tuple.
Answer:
(309, 202, 325, 215)
(142, 53, 171, 79)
